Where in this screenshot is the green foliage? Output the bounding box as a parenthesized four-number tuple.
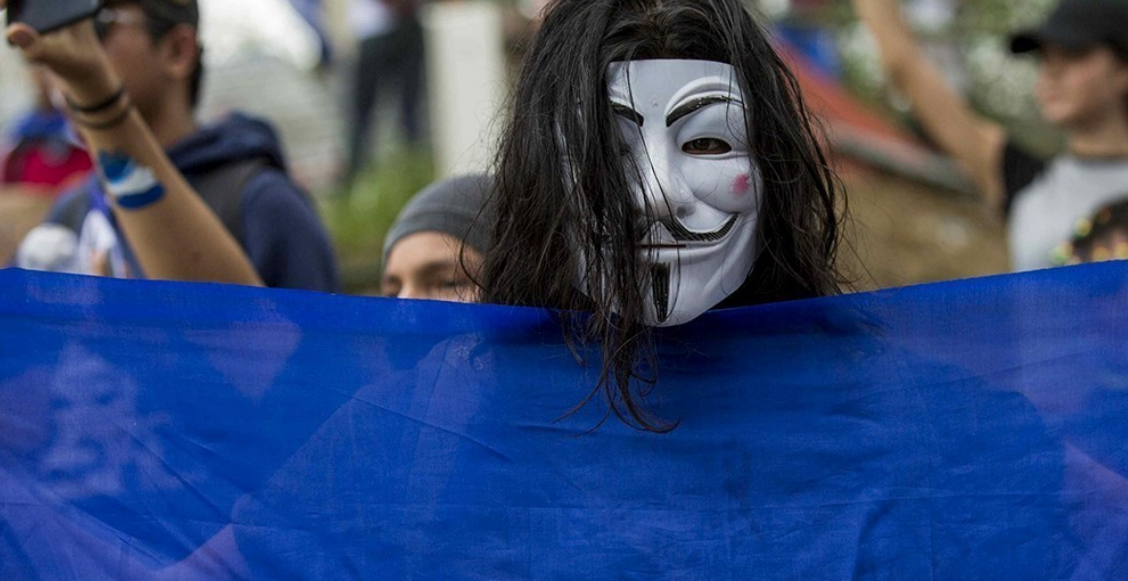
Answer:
(317, 147, 436, 293)
(819, 0, 1055, 31)
(821, 0, 1061, 154)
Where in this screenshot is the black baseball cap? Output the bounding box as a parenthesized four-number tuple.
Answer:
(1010, 0, 1128, 60)
(107, 0, 198, 28)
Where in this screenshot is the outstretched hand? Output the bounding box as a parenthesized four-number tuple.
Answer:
(850, 0, 901, 16)
(4, 1, 265, 287)
(4, 3, 119, 108)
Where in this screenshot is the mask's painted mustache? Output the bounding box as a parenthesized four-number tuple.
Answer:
(637, 214, 739, 244)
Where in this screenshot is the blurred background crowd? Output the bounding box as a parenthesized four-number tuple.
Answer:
(0, 0, 1118, 295)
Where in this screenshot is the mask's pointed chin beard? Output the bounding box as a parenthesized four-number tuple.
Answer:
(650, 263, 671, 325)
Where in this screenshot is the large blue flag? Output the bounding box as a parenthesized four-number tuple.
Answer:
(1, 265, 1127, 579)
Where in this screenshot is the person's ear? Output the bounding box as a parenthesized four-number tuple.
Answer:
(158, 24, 200, 83)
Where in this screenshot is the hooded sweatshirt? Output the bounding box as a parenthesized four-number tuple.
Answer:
(16, 112, 340, 293)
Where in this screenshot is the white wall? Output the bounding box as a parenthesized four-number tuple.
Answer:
(423, 1, 507, 178)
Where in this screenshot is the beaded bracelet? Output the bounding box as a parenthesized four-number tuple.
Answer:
(69, 93, 134, 132)
(71, 103, 134, 131)
(65, 84, 127, 115)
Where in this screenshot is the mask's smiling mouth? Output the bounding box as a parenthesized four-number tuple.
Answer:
(637, 214, 739, 250)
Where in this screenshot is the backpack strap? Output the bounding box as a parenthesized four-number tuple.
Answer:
(51, 184, 95, 233)
(190, 158, 270, 245)
(57, 158, 275, 245)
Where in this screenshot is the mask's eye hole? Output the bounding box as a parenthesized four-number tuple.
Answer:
(682, 138, 732, 155)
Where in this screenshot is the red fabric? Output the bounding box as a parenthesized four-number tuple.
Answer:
(1, 141, 93, 196)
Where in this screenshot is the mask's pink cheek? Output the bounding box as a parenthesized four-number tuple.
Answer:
(732, 174, 751, 197)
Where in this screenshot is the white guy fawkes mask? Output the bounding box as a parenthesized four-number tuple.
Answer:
(598, 59, 763, 326)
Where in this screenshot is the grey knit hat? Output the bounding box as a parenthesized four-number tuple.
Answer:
(382, 174, 494, 267)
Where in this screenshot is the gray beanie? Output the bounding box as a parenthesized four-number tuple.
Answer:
(382, 174, 494, 266)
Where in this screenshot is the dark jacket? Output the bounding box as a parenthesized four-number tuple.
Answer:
(24, 112, 340, 293)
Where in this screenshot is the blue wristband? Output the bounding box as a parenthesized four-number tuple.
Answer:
(97, 151, 166, 210)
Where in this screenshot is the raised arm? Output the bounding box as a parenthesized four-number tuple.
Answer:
(6, 13, 263, 286)
(852, 0, 1008, 208)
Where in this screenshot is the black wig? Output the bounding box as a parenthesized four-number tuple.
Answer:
(482, 0, 844, 431)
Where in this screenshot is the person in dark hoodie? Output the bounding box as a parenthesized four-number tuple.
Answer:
(14, 0, 340, 292)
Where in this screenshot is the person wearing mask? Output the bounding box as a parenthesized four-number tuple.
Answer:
(481, 0, 845, 429)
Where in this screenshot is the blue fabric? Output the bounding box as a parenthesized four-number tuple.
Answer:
(4, 108, 71, 143)
(1, 265, 1127, 579)
(774, 24, 843, 79)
